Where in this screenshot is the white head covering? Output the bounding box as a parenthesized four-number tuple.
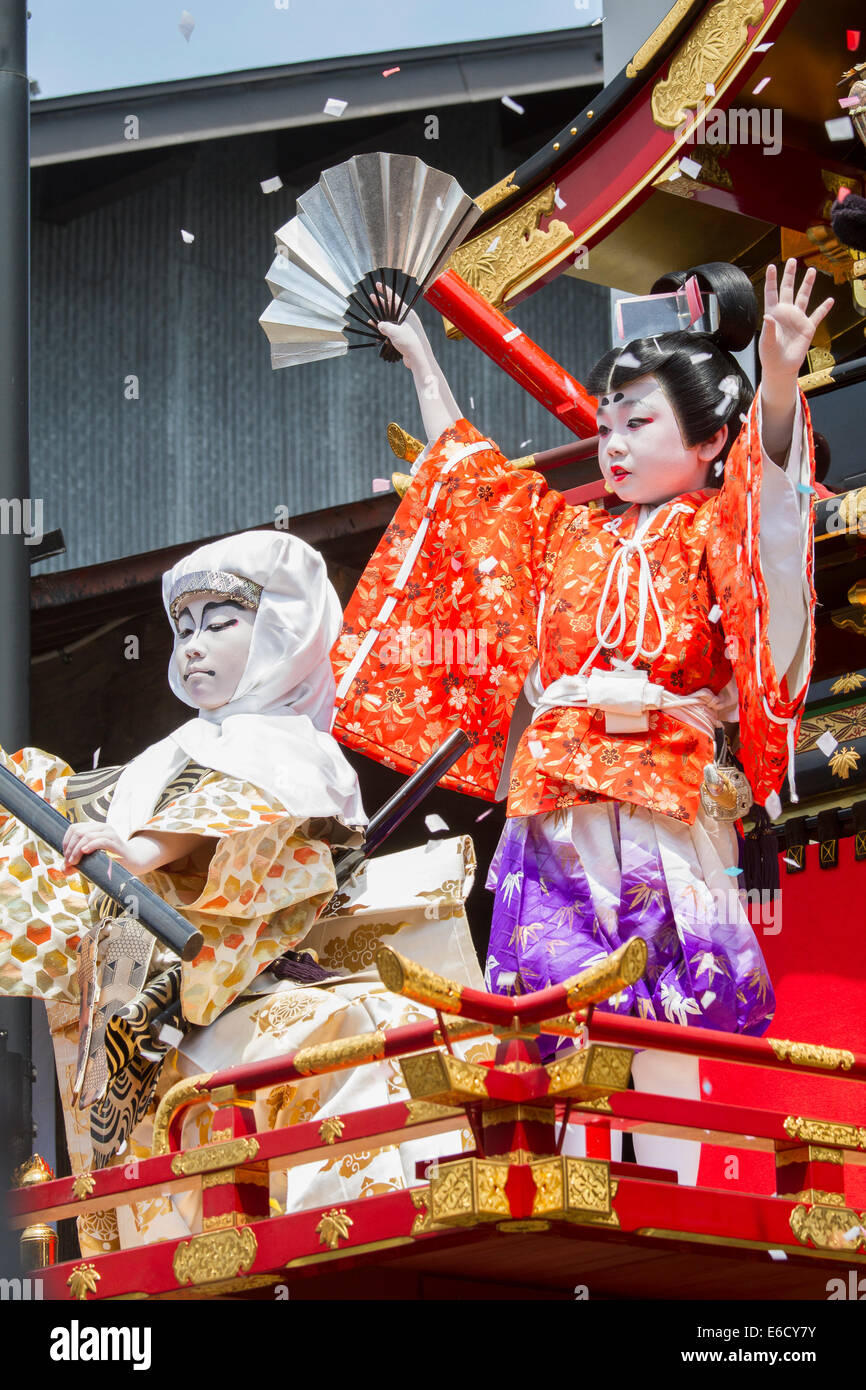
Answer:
(107, 530, 366, 838)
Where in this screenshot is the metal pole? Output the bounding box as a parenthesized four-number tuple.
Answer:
(0, 0, 30, 1278)
(0, 0, 29, 746)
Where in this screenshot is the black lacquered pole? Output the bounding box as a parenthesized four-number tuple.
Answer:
(0, 763, 203, 960)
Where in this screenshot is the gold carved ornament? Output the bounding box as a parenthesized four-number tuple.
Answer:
(151, 1073, 214, 1157)
(769, 1040, 855, 1072)
(474, 170, 520, 215)
(399, 1050, 489, 1105)
(316, 1208, 353, 1250)
(293, 1030, 387, 1076)
(789, 1203, 866, 1252)
(404, 1099, 464, 1125)
(564, 936, 647, 1011)
(376, 946, 463, 1014)
(626, 0, 697, 78)
(173, 1225, 258, 1287)
(832, 579, 866, 644)
(443, 182, 573, 324)
(651, 0, 765, 129)
(319, 1116, 345, 1145)
(783, 1117, 866, 1151)
(72, 1171, 96, 1200)
(67, 1264, 101, 1301)
(170, 1136, 260, 1177)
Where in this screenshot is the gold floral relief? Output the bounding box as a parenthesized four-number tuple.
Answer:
(783, 1117, 866, 1150)
(445, 183, 573, 313)
(67, 1264, 101, 1301)
(769, 1040, 855, 1072)
(172, 1225, 258, 1287)
(789, 1202, 866, 1252)
(651, 0, 765, 129)
(316, 1208, 354, 1250)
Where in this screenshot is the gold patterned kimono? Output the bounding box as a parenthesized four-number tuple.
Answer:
(0, 745, 483, 1255)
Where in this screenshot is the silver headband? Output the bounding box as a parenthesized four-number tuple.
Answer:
(169, 569, 263, 620)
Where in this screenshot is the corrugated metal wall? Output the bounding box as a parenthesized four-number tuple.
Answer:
(31, 104, 611, 573)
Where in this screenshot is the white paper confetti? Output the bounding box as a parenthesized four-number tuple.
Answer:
(817, 729, 839, 757)
(140, 1047, 164, 1063)
(469, 396, 476, 410)
(679, 155, 702, 179)
(844, 1225, 866, 1242)
(324, 97, 348, 118)
(591, 14, 603, 23)
(764, 791, 782, 821)
(616, 350, 641, 370)
(689, 352, 712, 364)
(754, 41, 774, 52)
(554, 188, 566, 209)
(519, 439, 532, 449)
(528, 739, 545, 760)
(478, 556, 498, 573)
(503, 326, 522, 342)
(705, 82, 716, 97)
(783, 856, 801, 869)
(713, 460, 724, 477)
(179, 10, 195, 42)
(116, 1138, 128, 1156)
(487, 236, 501, 253)
(260, 175, 283, 194)
(752, 76, 771, 95)
(180, 228, 195, 243)
(371, 477, 391, 493)
(826, 115, 855, 142)
(92, 747, 101, 769)
(708, 604, 722, 623)
(475, 807, 494, 821)
(501, 95, 525, 115)
(739, 413, 749, 424)
(768, 1249, 788, 1262)
(497, 971, 518, 988)
(424, 813, 449, 834)
(158, 1023, 184, 1049)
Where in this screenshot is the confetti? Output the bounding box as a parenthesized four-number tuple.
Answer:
(723, 866, 741, 877)
(323, 97, 348, 118)
(487, 236, 501, 253)
(701, 1078, 713, 1095)
(591, 15, 603, 24)
(501, 95, 525, 115)
(713, 460, 724, 477)
(840, 94, 861, 109)
(260, 175, 283, 194)
(475, 807, 494, 821)
(826, 115, 855, 141)
(768, 1250, 788, 1262)
(425, 813, 449, 834)
(116, 1139, 127, 1155)
(705, 82, 716, 97)
(554, 188, 566, 209)
(689, 352, 712, 363)
(719, 374, 740, 395)
(469, 395, 475, 409)
(497, 970, 518, 988)
(796, 482, 815, 495)
(700, 990, 716, 1008)
(764, 791, 782, 821)
(752, 76, 772, 95)
(679, 155, 702, 179)
(783, 856, 801, 869)
(92, 747, 101, 769)
(140, 1047, 164, 1063)
(844, 1224, 866, 1240)
(528, 739, 545, 760)
(158, 1022, 184, 1048)
(739, 413, 749, 424)
(519, 439, 532, 449)
(848, 30, 861, 51)
(382, 66, 400, 77)
(754, 41, 774, 52)
(817, 730, 839, 757)
(180, 229, 195, 243)
(503, 326, 522, 342)
(708, 604, 722, 623)
(178, 10, 195, 42)
(616, 350, 641, 369)
(478, 556, 498, 573)
(371, 477, 391, 492)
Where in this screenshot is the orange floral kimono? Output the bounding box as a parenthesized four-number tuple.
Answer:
(330, 396, 815, 1036)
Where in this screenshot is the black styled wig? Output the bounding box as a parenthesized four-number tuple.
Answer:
(587, 262, 758, 468)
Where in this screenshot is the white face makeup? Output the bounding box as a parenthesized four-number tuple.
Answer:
(596, 374, 727, 506)
(173, 598, 256, 710)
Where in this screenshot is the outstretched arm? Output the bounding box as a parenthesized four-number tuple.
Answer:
(373, 289, 462, 443)
(758, 259, 833, 462)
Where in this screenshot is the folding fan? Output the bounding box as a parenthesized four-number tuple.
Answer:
(259, 152, 481, 367)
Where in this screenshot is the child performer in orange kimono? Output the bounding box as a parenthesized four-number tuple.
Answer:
(332, 260, 830, 1173)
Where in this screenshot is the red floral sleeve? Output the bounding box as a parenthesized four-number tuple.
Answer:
(707, 392, 816, 809)
(331, 418, 577, 798)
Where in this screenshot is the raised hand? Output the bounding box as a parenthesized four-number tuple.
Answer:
(759, 259, 834, 385)
(370, 284, 428, 369)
